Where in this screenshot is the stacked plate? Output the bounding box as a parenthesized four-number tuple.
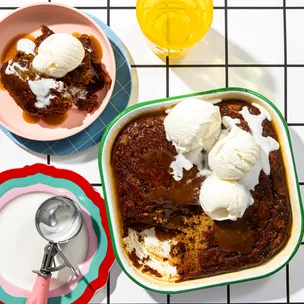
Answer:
(0, 4, 132, 155)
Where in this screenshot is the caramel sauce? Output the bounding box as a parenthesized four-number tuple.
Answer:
(1, 33, 35, 64)
(72, 32, 103, 61)
(90, 35, 103, 61)
(214, 204, 256, 255)
(22, 111, 68, 126)
(22, 112, 40, 124)
(42, 113, 68, 126)
(154, 228, 174, 241)
(72, 32, 81, 39)
(147, 168, 204, 206)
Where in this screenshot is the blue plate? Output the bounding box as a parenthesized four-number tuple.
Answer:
(0, 14, 132, 156)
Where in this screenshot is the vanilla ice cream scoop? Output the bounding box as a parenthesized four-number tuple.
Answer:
(199, 175, 253, 221)
(32, 33, 85, 78)
(209, 127, 259, 180)
(164, 99, 221, 153)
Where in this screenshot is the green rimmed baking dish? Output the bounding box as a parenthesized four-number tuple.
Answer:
(98, 87, 304, 294)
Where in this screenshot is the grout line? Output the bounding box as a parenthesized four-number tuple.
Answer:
(91, 183, 102, 187)
(107, 272, 110, 304)
(283, 0, 288, 122)
(131, 64, 304, 68)
(131, 64, 167, 68)
(225, 1, 230, 301)
(107, 0, 110, 27)
(286, 264, 290, 303)
(225, 0, 229, 87)
(47, 155, 50, 165)
(287, 123, 304, 126)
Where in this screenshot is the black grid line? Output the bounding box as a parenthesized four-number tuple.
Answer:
(107, 273, 110, 304)
(283, 0, 288, 122)
(91, 183, 102, 187)
(107, 0, 110, 27)
(287, 123, 304, 126)
(286, 264, 290, 303)
(225, 0, 229, 88)
(132, 63, 304, 68)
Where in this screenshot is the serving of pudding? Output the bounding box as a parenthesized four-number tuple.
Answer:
(0, 25, 112, 123)
(110, 98, 292, 282)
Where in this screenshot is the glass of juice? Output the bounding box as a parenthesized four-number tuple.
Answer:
(136, 0, 213, 58)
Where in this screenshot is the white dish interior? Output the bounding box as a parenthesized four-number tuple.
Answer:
(101, 90, 303, 293)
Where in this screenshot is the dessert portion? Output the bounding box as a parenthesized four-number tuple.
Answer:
(111, 98, 291, 282)
(0, 25, 112, 119)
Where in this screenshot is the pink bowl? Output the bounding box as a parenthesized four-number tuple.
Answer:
(0, 3, 116, 141)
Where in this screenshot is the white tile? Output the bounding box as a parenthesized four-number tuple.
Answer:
(289, 245, 304, 302)
(0, 0, 47, 6)
(90, 285, 107, 303)
(228, 67, 285, 115)
(0, 10, 13, 20)
(82, 9, 107, 24)
(110, 9, 166, 65)
(129, 68, 166, 106)
(50, 144, 100, 184)
(0, 131, 46, 172)
(169, 9, 225, 65)
(228, 0, 283, 6)
(289, 126, 304, 183)
(111, 0, 135, 6)
(54, 0, 107, 6)
(169, 67, 226, 96)
(230, 268, 287, 303)
(287, 67, 304, 123)
(214, 0, 225, 6)
(286, 0, 304, 6)
(228, 10, 284, 64)
(171, 286, 227, 303)
(110, 261, 166, 303)
(287, 10, 304, 64)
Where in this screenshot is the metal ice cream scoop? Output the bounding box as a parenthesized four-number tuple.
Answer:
(26, 196, 83, 304)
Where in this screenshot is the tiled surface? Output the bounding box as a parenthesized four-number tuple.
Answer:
(286, 0, 304, 6)
(228, 67, 285, 114)
(228, 0, 283, 6)
(169, 67, 226, 96)
(170, 286, 227, 303)
(286, 10, 304, 64)
(0, 0, 47, 6)
(228, 9, 284, 64)
(1, 1, 304, 304)
(129, 68, 167, 106)
(55, 0, 107, 6)
(287, 67, 304, 123)
(230, 269, 288, 303)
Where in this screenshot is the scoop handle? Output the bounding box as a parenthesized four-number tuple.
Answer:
(26, 275, 51, 304)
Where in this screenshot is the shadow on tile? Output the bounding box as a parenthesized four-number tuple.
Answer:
(169, 30, 276, 98)
(170, 28, 225, 65)
(110, 261, 166, 303)
(289, 127, 304, 183)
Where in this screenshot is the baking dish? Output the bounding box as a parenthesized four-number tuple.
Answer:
(98, 87, 304, 294)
